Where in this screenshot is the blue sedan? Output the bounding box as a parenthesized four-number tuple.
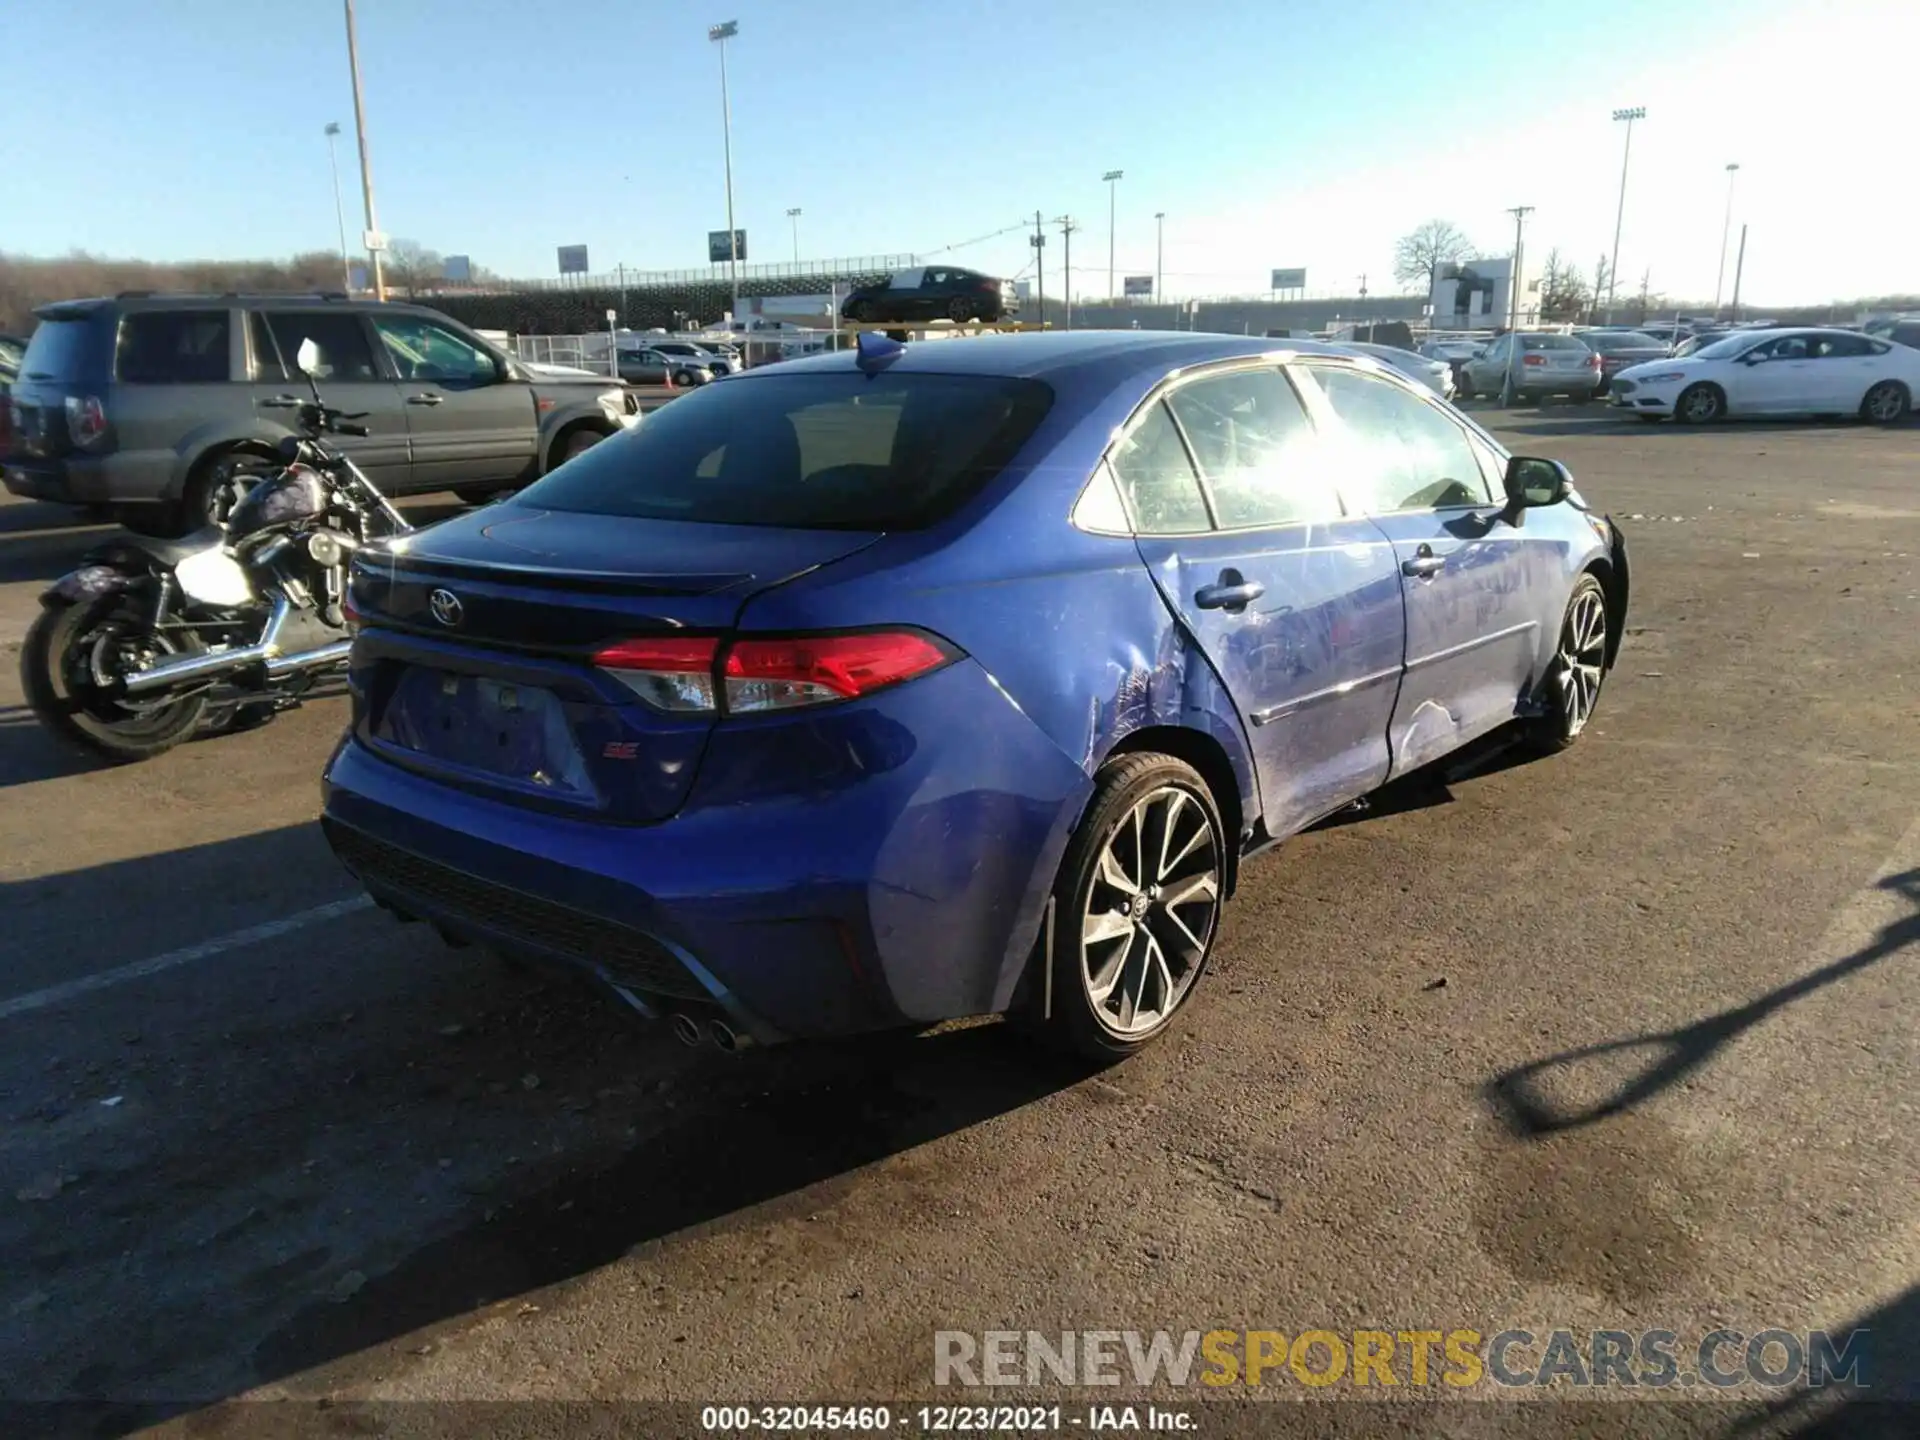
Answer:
(323, 331, 1628, 1059)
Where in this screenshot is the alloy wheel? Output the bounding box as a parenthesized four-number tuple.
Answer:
(1081, 785, 1220, 1037)
(1864, 383, 1907, 423)
(1557, 585, 1609, 738)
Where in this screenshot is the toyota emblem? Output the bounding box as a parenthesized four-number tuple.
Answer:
(427, 588, 464, 627)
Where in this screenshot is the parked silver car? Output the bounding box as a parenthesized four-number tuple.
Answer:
(1457, 333, 1604, 403)
(1340, 342, 1456, 400)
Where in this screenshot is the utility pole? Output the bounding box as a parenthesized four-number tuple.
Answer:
(1030, 210, 1046, 329)
(787, 207, 802, 263)
(342, 0, 385, 301)
(1055, 216, 1077, 330)
(1639, 266, 1651, 324)
(1606, 106, 1645, 322)
(1503, 205, 1533, 406)
(1595, 252, 1608, 324)
(1154, 211, 1165, 311)
(1729, 224, 1748, 322)
(1714, 163, 1740, 318)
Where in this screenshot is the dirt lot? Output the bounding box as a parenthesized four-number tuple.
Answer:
(0, 409, 1915, 1439)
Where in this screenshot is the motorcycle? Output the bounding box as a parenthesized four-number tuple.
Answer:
(22, 338, 412, 763)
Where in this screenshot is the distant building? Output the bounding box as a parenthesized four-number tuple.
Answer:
(1431, 256, 1540, 331)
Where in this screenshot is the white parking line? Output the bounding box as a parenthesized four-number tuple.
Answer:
(0, 895, 373, 1022)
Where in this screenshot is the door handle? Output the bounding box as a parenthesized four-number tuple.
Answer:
(1194, 578, 1265, 611)
(1402, 549, 1447, 579)
(406, 393, 444, 406)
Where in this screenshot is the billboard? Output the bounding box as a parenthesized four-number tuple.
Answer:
(708, 229, 748, 263)
(1123, 275, 1153, 297)
(1270, 267, 1307, 290)
(557, 244, 590, 275)
(442, 254, 472, 283)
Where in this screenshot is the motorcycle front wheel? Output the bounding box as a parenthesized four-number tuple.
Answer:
(21, 594, 209, 763)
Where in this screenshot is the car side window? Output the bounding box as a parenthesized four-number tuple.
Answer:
(1812, 334, 1870, 358)
(115, 310, 231, 384)
(372, 315, 498, 385)
(1306, 364, 1493, 513)
(248, 312, 288, 382)
(265, 313, 379, 382)
(1109, 400, 1211, 534)
(1766, 335, 1811, 361)
(1164, 368, 1338, 528)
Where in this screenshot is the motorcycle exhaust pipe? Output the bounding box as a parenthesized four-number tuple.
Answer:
(122, 596, 291, 696)
(669, 1013, 705, 1048)
(707, 1017, 753, 1054)
(264, 639, 352, 678)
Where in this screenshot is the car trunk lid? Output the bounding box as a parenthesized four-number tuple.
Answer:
(348, 505, 881, 822)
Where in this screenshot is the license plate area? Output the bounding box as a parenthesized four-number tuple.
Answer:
(374, 667, 598, 800)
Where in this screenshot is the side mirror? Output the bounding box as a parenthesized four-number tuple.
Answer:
(1503, 456, 1572, 511)
(294, 337, 320, 377)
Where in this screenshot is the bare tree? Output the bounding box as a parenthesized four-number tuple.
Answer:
(1537, 249, 1590, 322)
(383, 239, 444, 298)
(1393, 219, 1476, 300)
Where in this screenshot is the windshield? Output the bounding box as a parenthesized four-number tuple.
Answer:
(1694, 334, 1757, 360)
(516, 370, 1054, 530)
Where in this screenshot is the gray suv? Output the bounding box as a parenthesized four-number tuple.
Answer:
(3, 293, 644, 535)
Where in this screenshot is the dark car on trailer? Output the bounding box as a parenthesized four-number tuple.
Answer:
(840, 265, 1018, 326)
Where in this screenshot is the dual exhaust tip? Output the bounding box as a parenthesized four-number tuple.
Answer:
(670, 1011, 750, 1053)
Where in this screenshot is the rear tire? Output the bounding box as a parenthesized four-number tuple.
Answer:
(21, 595, 208, 763)
(1454, 371, 1475, 401)
(847, 299, 874, 323)
(947, 297, 974, 323)
(1861, 380, 1911, 425)
(1038, 753, 1225, 1061)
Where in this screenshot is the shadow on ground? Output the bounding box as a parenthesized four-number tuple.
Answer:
(1484, 866, 1919, 1137)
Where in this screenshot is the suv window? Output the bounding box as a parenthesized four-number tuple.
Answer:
(264, 312, 380, 383)
(1110, 400, 1210, 534)
(16, 318, 99, 383)
(1307, 364, 1493, 513)
(371, 314, 499, 385)
(519, 372, 1053, 531)
(115, 310, 230, 384)
(1165, 368, 1336, 528)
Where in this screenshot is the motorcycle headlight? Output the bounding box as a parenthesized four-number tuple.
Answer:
(307, 530, 347, 567)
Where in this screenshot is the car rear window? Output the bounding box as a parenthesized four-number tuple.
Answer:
(116, 310, 231, 384)
(18, 318, 102, 383)
(518, 371, 1055, 530)
(1525, 335, 1588, 352)
(1585, 332, 1661, 351)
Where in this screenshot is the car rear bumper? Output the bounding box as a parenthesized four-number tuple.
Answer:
(2, 451, 175, 506)
(320, 657, 1093, 1044)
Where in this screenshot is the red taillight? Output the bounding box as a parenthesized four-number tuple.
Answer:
(593, 636, 721, 712)
(591, 630, 956, 715)
(65, 394, 109, 449)
(1523, 353, 1547, 367)
(724, 631, 954, 713)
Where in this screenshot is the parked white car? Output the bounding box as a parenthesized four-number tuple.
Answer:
(1611, 327, 1919, 424)
(1338, 342, 1456, 400)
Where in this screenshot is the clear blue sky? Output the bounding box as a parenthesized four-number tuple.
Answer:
(8, 0, 1913, 304)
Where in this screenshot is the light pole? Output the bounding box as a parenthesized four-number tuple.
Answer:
(786, 207, 801, 264)
(323, 122, 352, 292)
(1713, 163, 1740, 318)
(1054, 216, 1077, 330)
(709, 20, 741, 319)
(1503, 205, 1533, 407)
(1102, 170, 1123, 302)
(1154, 211, 1165, 307)
(1605, 105, 1645, 322)
(341, 0, 385, 301)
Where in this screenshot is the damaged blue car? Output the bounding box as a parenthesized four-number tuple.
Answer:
(322, 330, 1628, 1058)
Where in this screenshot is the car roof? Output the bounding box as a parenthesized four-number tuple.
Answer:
(750, 329, 1357, 383)
(32, 293, 439, 319)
